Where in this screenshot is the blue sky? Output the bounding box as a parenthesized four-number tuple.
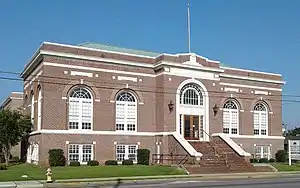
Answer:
(0, 0, 299, 128)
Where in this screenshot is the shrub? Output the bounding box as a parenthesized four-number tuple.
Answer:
(269, 158, 276, 163)
(122, 159, 133, 165)
(11, 156, 20, 162)
(275, 150, 286, 162)
(0, 165, 7, 170)
(69, 161, 80, 166)
(259, 158, 269, 163)
(87, 160, 99, 166)
(48, 149, 66, 167)
(105, 160, 118, 166)
(250, 158, 259, 163)
(137, 149, 150, 165)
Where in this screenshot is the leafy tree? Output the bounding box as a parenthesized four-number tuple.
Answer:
(286, 127, 300, 137)
(0, 108, 32, 165)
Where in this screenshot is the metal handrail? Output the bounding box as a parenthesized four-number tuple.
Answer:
(199, 128, 229, 166)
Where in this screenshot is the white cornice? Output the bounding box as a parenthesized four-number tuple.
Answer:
(220, 66, 282, 77)
(219, 82, 282, 91)
(21, 42, 284, 85)
(44, 42, 158, 59)
(40, 50, 224, 73)
(220, 73, 286, 85)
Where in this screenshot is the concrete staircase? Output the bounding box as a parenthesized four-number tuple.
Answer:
(186, 136, 256, 174)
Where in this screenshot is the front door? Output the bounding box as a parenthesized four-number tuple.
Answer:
(184, 115, 199, 140)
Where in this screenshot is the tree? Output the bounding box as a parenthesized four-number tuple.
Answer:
(286, 127, 300, 137)
(0, 108, 32, 165)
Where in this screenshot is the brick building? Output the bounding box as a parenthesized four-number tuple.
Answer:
(21, 42, 285, 165)
(0, 92, 24, 159)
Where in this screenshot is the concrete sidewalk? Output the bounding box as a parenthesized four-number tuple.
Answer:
(1, 171, 300, 188)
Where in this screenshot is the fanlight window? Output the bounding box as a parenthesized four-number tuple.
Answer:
(115, 91, 137, 132)
(180, 84, 203, 106)
(253, 102, 268, 135)
(222, 100, 239, 135)
(68, 87, 93, 130)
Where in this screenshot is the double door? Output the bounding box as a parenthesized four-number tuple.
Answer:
(183, 115, 204, 140)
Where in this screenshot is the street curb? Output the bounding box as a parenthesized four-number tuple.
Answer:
(2, 171, 300, 188)
(52, 171, 300, 182)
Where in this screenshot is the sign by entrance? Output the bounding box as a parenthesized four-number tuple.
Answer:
(288, 140, 300, 165)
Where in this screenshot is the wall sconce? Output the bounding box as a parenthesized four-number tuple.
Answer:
(168, 100, 174, 112)
(213, 104, 219, 117)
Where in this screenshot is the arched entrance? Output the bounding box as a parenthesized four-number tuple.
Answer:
(176, 79, 209, 141)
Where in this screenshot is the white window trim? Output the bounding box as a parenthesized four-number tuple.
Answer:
(115, 95, 137, 132)
(31, 94, 35, 125)
(223, 108, 239, 135)
(68, 144, 94, 164)
(180, 86, 204, 106)
(68, 88, 93, 131)
(116, 144, 138, 164)
(255, 145, 271, 160)
(253, 110, 268, 136)
(37, 89, 42, 131)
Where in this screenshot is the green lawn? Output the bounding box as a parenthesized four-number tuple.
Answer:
(271, 163, 300, 171)
(0, 164, 186, 182)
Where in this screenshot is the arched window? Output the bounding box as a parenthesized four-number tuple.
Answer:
(115, 91, 137, 132)
(180, 84, 203, 106)
(253, 102, 268, 135)
(31, 92, 34, 125)
(223, 100, 239, 135)
(37, 89, 42, 131)
(68, 87, 93, 130)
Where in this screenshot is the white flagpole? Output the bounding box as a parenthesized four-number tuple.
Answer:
(187, 0, 191, 53)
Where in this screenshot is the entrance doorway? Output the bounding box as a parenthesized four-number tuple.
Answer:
(183, 115, 204, 140)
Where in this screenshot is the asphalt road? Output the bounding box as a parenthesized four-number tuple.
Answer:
(84, 176, 300, 188)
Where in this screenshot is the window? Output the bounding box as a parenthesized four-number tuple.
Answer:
(68, 144, 93, 164)
(116, 145, 138, 163)
(68, 87, 93, 130)
(31, 93, 34, 125)
(37, 89, 42, 131)
(115, 91, 137, 131)
(255, 145, 271, 159)
(180, 84, 203, 106)
(223, 100, 239, 135)
(253, 102, 268, 135)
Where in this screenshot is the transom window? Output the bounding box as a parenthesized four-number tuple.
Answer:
(115, 91, 137, 132)
(68, 87, 93, 130)
(254, 145, 271, 159)
(116, 145, 138, 163)
(253, 102, 268, 135)
(223, 100, 239, 135)
(68, 144, 93, 164)
(180, 84, 203, 106)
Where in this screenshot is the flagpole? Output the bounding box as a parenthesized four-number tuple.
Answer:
(187, 0, 191, 53)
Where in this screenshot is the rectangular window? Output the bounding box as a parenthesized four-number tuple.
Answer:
(116, 145, 138, 163)
(68, 144, 93, 164)
(231, 111, 238, 134)
(254, 112, 268, 135)
(68, 98, 93, 130)
(116, 102, 137, 132)
(254, 145, 271, 159)
(116, 103, 125, 131)
(223, 110, 230, 134)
